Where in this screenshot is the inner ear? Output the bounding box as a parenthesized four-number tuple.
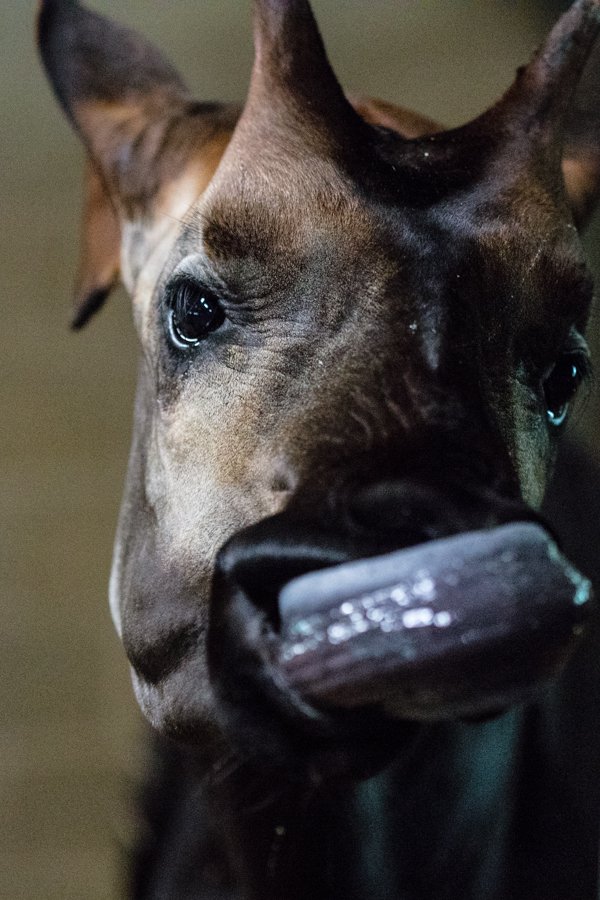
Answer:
(562, 152, 600, 229)
(562, 37, 600, 229)
(72, 159, 121, 330)
(350, 95, 441, 140)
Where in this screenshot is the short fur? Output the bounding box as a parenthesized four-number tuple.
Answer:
(39, 2, 600, 897)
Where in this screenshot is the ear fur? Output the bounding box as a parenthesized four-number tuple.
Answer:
(350, 96, 441, 141)
(38, 0, 231, 325)
(71, 159, 120, 330)
(562, 37, 600, 227)
(562, 151, 600, 228)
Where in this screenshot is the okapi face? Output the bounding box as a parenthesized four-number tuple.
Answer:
(40, 0, 600, 776)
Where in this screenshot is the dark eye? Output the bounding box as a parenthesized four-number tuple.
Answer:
(543, 353, 588, 427)
(166, 280, 225, 348)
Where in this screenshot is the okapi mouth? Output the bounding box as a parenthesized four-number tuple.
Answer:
(277, 524, 592, 720)
(208, 505, 593, 779)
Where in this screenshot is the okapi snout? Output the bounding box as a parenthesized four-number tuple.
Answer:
(39, 0, 600, 823)
(208, 478, 593, 777)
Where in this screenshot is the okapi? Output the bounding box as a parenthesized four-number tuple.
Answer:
(38, 1, 600, 898)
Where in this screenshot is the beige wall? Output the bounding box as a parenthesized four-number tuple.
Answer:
(1, 2, 597, 898)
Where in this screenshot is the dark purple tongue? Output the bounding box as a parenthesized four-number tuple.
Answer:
(277, 523, 593, 720)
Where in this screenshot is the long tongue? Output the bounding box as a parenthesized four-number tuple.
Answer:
(278, 523, 592, 720)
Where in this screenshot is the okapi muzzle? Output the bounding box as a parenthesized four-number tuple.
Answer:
(39, 0, 600, 778)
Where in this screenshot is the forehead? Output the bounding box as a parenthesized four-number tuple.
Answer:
(400, 166, 596, 326)
(204, 163, 375, 254)
(170, 162, 384, 302)
(456, 207, 592, 325)
(169, 153, 593, 329)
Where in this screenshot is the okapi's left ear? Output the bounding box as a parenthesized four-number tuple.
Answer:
(563, 38, 600, 228)
(38, 0, 228, 327)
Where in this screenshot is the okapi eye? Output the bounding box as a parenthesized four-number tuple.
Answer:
(544, 354, 588, 427)
(166, 280, 225, 348)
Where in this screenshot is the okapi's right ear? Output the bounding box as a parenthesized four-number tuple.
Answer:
(38, 0, 223, 328)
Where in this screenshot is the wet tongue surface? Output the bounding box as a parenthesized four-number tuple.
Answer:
(277, 523, 593, 720)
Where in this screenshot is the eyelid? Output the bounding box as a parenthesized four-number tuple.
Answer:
(161, 255, 231, 304)
(565, 328, 590, 354)
(538, 330, 593, 383)
(575, 353, 594, 388)
(160, 253, 275, 314)
(163, 276, 202, 309)
(563, 334, 593, 382)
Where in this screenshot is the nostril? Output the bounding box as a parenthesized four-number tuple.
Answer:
(268, 458, 298, 496)
(271, 475, 292, 494)
(215, 515, 350, 628)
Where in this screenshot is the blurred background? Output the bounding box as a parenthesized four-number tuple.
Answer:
(1, 1, 597, 897)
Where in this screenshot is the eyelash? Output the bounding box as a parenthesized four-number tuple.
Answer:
(164, 279, 226, 349)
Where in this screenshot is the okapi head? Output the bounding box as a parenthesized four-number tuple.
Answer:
(40, 0, 600, 779)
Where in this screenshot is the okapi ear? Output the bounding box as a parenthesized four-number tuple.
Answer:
(562, 39, 600, 228)
(37, 0, 190, 141)
(38, 0, 221, 327)
(71, 159, 120, 330)
(350, 96, 441, 141)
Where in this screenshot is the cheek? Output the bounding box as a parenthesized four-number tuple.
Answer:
(511, 388, 551, 509)
(151, 368, 292, 523)
(145, 430, 275, 562)
(111, 395, 283, 644)
(486, 376, 551, 509)
(108, 407, 287, 738)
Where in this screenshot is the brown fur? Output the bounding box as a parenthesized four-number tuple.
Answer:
(38, 3, 600, 898)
